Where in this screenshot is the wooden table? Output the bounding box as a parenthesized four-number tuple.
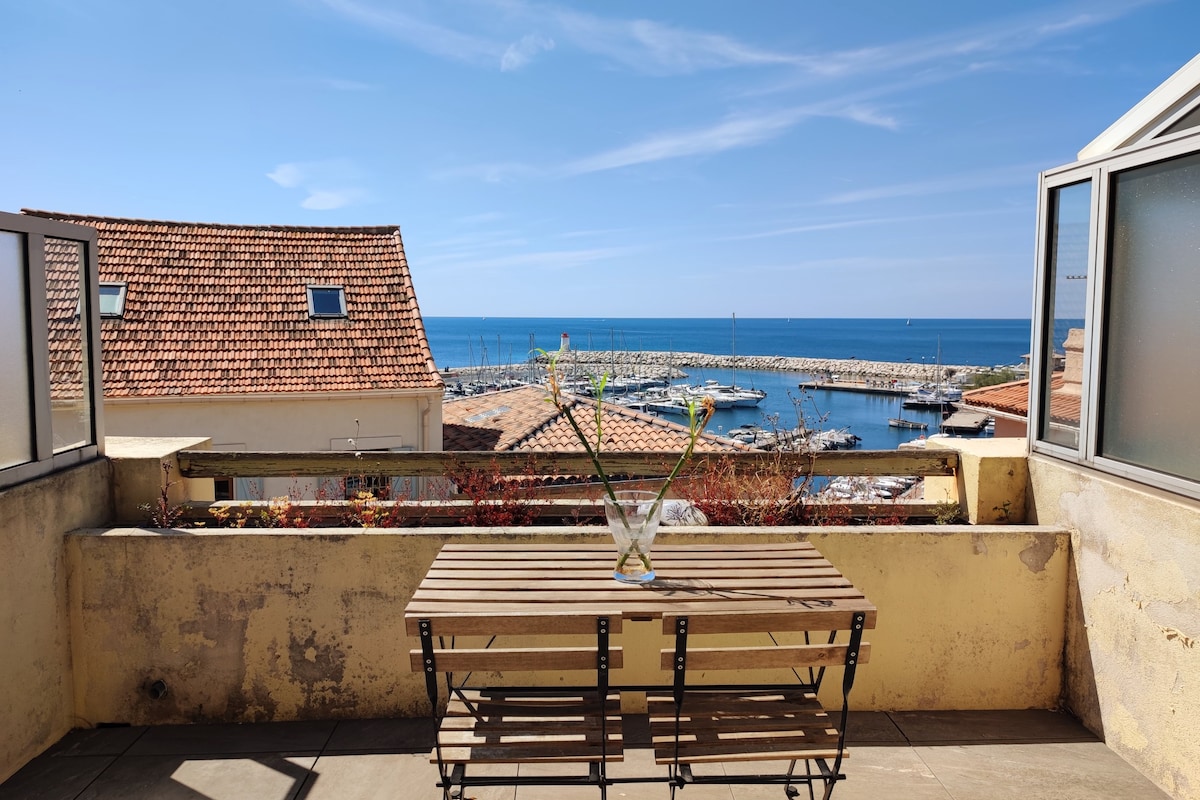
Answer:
(404, 541, 877, 624)
(405, 541, 877, 800)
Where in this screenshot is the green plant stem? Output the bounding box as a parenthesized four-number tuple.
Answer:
(539, 348, 712, 534)
(615, 542, 652, 572)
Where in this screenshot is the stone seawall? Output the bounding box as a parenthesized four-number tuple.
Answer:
(444, 350, 987, 384)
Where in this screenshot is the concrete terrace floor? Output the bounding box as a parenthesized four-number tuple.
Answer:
(0, 711, 1171, 800)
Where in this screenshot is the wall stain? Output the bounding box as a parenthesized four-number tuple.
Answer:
(1162, 627, 1196, 649)
(289, 632, 346, 685)
(1019, 537, 1057, 573)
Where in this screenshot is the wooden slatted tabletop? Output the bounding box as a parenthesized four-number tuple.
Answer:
(404, 542, 877, 626)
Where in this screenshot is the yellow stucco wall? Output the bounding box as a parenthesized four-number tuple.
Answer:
(927, 436, 1030, 523)
(104, 392, 443, 499)
(1029, 456, 1200, 800)
(65, 525, 1068, 728)
(0, 458, 113, 784)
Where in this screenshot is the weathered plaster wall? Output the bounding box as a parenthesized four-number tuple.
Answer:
(65, 525, 1068, 727)
(809, 527, 1065, 710)
(104, 393, 443, 499)
(1029, 456, 1200, 800)
(926, 437, 1030, 523)
(106, 436, 212, 523)
(0, 459, 112, 784)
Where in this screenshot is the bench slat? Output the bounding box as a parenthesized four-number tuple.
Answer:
(661, 609, 876, 635)
(648, 690, 843, 765)
(436, 745, 624, 764)
(661, 642, 870, 671)
(412, 646, 623, 673)
(405, 611, 624, 636)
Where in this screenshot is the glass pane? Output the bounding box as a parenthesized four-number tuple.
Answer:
(0, 232, 33, 469)
(1038, 181, 1091, 448)
(45, 237, 93, 452)
(1161, 104, 1200, 138)
(99, 283, 124, 317)
(310, 287, 344, 316)
(1100, 152, 1200, 482)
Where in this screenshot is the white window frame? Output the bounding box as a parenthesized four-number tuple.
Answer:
(98, 281, 127, 318)
(306, 285, 347, 318)
(1031, 128, 1200, 500)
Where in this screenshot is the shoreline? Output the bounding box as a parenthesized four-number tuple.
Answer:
(441, 349, 995, 384)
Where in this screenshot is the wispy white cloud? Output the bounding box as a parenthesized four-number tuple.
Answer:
(314, 0, 1156, 183)
(780, 0, 1158, 81)
(266, 158, 369, 210)
(266, 163, 305, 189)
(316, 0, 1157, 82)
(561, 109, 804, 175)
(550, 9, 806, 75)
(316, 0, 806, 75)
(720, 207, 1024, 243)
(501, 33, 555, 71)
(301, 188, 367, 210)
(559, 101, 900, 176)
(316, 0, 504, 66)
(820, 164, 1041, 205)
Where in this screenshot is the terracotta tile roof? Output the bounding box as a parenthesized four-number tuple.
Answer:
(43, 235, 89, 402)
(442, 385, 751, 453)
(27, 209, 443, 398)
(962, 376, 1081, 424)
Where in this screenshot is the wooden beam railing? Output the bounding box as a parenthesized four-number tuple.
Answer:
(177, 449, 959, 480)
(167, 449, 963, 527)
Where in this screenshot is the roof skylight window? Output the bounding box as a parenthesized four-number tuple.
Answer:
(307, 285, 347, 318)
(99, 282, 127, 318)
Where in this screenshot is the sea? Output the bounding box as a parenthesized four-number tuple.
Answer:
(424, 317, 1032, 452)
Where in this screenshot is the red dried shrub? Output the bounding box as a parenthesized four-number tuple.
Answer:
(448, 459, 540, 527)
(679, 455, 810, 526)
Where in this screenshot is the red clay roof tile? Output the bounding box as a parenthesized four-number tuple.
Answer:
(442, 385, 750, 454)
(962, 376, 1080, 424)
(28, 209, 443, 398)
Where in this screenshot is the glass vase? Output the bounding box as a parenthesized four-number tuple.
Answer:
(603, 490, 662, 583)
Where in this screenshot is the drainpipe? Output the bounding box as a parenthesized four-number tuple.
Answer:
(419, 396, 430, 451)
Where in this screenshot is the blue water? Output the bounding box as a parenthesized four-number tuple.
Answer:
(425, 317, 1032, 451)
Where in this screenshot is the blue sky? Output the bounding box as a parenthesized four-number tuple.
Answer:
(2, 1, 1196, 318)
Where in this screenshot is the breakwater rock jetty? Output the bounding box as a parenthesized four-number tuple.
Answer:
(445, 350, 989, 384)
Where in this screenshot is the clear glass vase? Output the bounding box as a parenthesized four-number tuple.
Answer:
(603, 490, 662, 583)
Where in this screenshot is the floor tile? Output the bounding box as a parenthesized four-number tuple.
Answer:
(511, 761, 617, 800)
(845, 711, 907, 744)
(726, 749, 953, 800)
(301, 753, 444, 799)
(915, 742, 1172, 800)
(889, 710, 1097, 745)
(0, 755, 114, 800)
(126, 721, 336, 756)
(73, 754, 317, 800)
(323, 718, 435, 754)
(0, 713, 1175, 800)
(47, 726, 148, 758)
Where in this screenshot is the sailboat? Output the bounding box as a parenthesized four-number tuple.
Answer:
(888, 404, 928, 431)
(697, 313, 766, 407)
(901, 335, 961, 410)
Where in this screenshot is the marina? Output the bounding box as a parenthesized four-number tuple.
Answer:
(429, 318, 1025, 453)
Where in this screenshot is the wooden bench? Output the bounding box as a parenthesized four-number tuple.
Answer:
(646, 608, 871, 800)
(408, 610, 625, 800)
